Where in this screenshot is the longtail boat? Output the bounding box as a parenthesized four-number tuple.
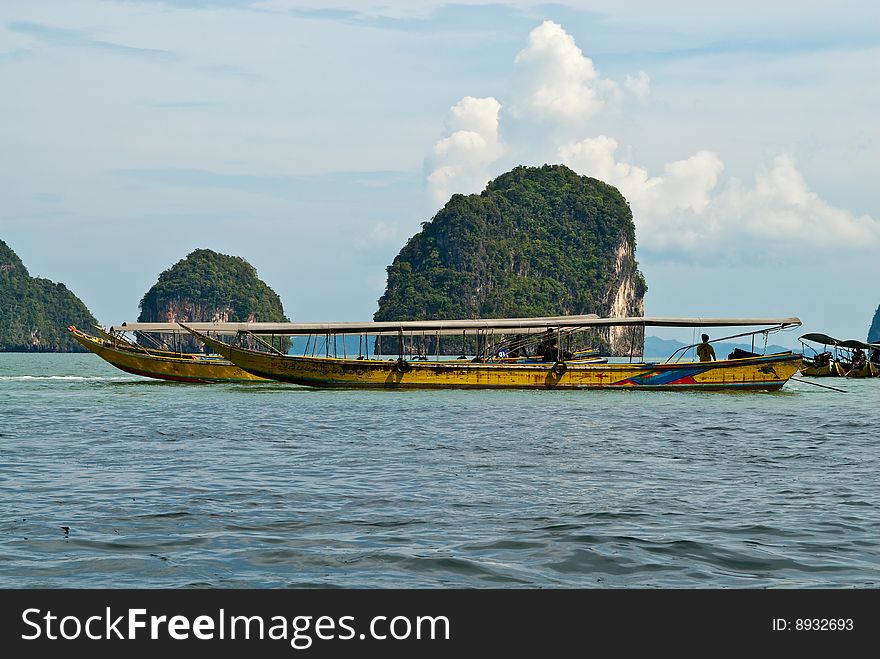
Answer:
(799, 333, 846, 377)
(838, 339, 880, 378)
(67, 325, 269, 383)
(799, 333, 879, 378)
(178, 316, 803, 391)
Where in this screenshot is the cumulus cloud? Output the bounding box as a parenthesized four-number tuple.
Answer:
(425, 96, 503, 203)
(559, 136, 725, 251)
(560, 135, 724, 216)
(425, 22, 648, 204)
(510, 20, 624, 124)
(561, 139, 880, 258)
(713, 154, 880, 247)
(422, 19, 878, 262)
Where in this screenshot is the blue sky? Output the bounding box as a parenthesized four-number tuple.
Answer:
(2, 0, 878, 343)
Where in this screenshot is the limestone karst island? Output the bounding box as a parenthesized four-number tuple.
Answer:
(375, 165, 646, 355)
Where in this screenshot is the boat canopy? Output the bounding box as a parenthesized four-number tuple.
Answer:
(800, 333, 840, 346)
(110, 315, 801, 337)
(838, 339, 873, 350)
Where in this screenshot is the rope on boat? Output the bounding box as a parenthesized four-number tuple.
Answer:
(790, 377, 846, 393)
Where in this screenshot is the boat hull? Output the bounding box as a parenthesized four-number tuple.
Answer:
(68, 327, 268, 383)
(190, 331, 801, 391)
(799, 362, 845, 377)
(844, 363, 879, 378)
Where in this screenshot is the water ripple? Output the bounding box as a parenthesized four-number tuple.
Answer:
(1, 353, 878, 588)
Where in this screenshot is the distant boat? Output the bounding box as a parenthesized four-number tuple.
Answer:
(799, 333, 846, 377)
(799, 333, 879, 378)
(838, 339, 879, 378)
(67, 325, 269, 383)
(178, 315, 803, 391)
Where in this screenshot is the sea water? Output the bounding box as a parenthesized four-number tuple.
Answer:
(1, 353, 877, 588)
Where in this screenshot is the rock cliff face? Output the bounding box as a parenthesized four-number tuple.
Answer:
(868, 305, 880, 343)
(0, 239, 98, 352)
(605, 238, 645, 352)
(138, 249, 288, 350)
(375, 165, 647, 354)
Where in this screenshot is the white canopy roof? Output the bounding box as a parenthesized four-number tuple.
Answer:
(109, 315, 802, 337)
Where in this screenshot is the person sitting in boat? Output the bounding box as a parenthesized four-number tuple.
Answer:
(814, 351, 831, 367)
(537, 330, 557, 361)
(696, 334, 716, 362)
(871, 348, 880, 365)
(538, 330, 573, 362)
(851, 347, 867, 369)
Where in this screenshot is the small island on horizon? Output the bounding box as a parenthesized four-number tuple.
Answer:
(0, 239, 96, 352)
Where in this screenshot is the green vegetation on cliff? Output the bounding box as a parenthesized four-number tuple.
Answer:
(138, 249, 288, 324)
(868, 305, 880, 343)
(0, 240, 98, 352)
(374, 165, 646, 352)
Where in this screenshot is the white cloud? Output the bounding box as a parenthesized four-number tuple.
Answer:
(510, 20, 616, 124)
(713, 154, 880, 247)
(559, 136, 725, 252)
(421, 20, 878, 263)
(559, 136, 725, 219)
(424, 22, 650, 203)
(444, 95, 500, 138)
(560, 139, 880, 258)
(425, 96, 502, 203)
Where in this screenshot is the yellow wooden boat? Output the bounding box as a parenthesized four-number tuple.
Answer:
(178, 316, 803, 391)
(798, 333, 845, 377)
(838, 339, 879, 378)
(844, 363, 878, 378)
(799, 333, 879, 378)
(800, 361, 846, 377)
(67, 325, 268, 383)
